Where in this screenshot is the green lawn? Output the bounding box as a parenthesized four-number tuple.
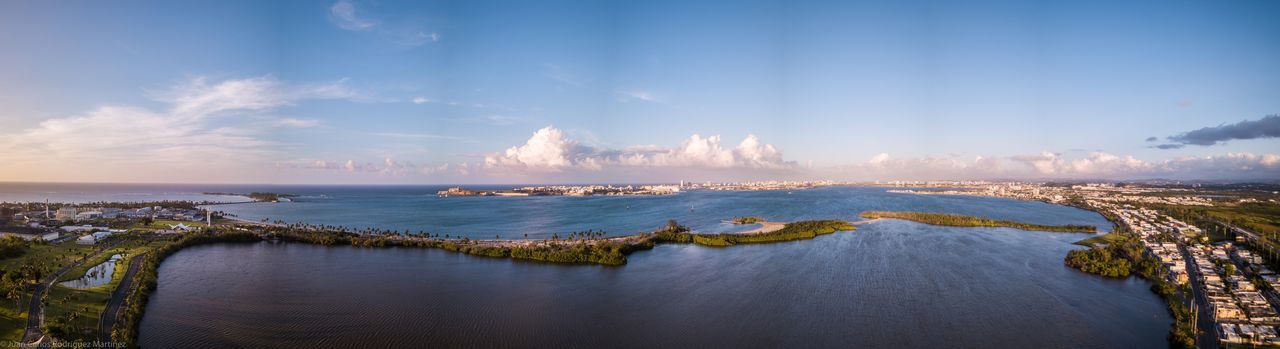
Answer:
(0, 242, 96, 282)
(0, 307, 25, 342)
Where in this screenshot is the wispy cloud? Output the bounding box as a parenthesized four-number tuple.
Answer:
(329, 0, 376, 31)
(0, 75, 354, 181)
(1154, 114, 1280, 149)
(614, 89, 662, 103)
(411, 96, 432, 104)
(327, 0, 440, 47)
(367, 132, 473, 142)
(277, 157, 452, 176)
(462, 115, 526, 126)
(275, 117, 321, 128)
(544, 64, 585, 87)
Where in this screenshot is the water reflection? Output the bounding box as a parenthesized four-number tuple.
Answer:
(59, 254, 123, 289)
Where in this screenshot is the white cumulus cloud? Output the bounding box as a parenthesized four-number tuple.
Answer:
(483, 126, 794, 174)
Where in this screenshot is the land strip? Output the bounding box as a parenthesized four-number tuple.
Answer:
(859, 211, 1098, 233)
(99, 253, 144, 343)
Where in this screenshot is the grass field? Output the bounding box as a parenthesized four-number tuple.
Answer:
(45, 283, 114, 341)
(132, 219, 207, 232)
(0, 307, 24, 342)
(0, 233, 167, 342)
(1202, 204, 1280, 237)
(0, 236, 97, 342)
(0, 242, 96, 283)
(43, 236, 172, 342)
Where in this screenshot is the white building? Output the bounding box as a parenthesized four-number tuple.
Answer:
(75, 231, 114, 245)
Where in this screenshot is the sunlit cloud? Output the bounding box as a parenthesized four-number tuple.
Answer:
(0, 75, 354, 182)
(482, 126, 794, 174)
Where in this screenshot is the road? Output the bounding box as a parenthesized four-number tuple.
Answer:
(19, 240, 123, 345)
(1181, 243, 1221, 349)
(98, 253, 146, 343)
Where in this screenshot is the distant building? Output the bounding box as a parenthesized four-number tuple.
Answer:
(55, 207, 79, 221)
(76, 231, 113, 245)
(168, 223, 196, 232)
(61, 225, 104, 233)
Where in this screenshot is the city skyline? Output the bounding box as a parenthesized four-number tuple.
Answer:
(2, 0, 1278, 184)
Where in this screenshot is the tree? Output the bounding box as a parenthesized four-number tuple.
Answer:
(2, 271, 22, 314)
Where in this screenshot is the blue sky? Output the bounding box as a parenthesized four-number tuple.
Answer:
(1, 0, 1278, 184)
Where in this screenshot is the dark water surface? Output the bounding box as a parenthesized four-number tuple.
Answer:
(138, 220, 1171, 348)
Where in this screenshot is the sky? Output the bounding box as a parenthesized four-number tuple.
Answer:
(0, 0, 1278, 184)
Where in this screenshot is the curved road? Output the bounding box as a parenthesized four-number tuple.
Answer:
(98, 253, 145, 342)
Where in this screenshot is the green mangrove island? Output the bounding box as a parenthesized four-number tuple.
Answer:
(268, 219, 855, 266)
(859, 211, 1097, 233)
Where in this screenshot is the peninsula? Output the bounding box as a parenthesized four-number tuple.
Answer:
(437, 185, 680, 197)
(858, 211, 1098, 233)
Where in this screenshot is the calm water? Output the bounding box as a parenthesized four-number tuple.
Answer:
(138, 221, 1171, 348)
(210, 186, 1113, 239)
(59, 254, 123, 289)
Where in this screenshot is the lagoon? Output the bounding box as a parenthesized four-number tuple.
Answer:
(137, 219, 1170, 348)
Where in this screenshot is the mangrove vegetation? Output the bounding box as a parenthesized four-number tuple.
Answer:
(859, 211, 1097, 233)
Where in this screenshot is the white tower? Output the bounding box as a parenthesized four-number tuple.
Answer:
(206, 210, 213, 226)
